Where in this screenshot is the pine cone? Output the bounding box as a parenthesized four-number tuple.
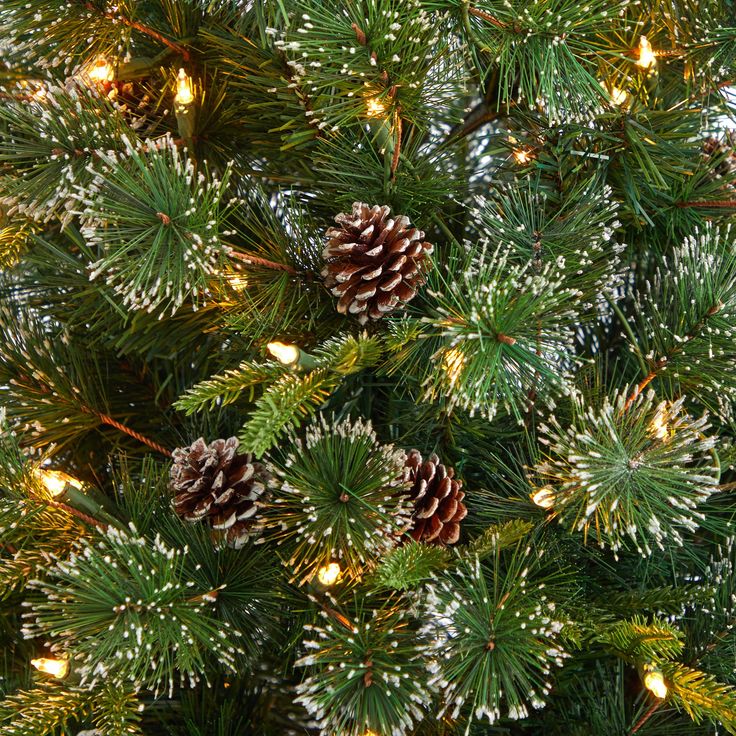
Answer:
(405, 450, 467, 545)
(703, 133, 736, 181)
(170, 437, 269, 548)
(322, 202, 433, 324)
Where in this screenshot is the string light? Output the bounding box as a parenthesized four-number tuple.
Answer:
(636, 36, 656, 69)
(316, 562, 341, 586)
(31, 657, 70, 679)
(267, 341, 300, 366)
(513, 148, 532, 164)
(649, 408, 670, 440)
(226, 273, 249, 291)
(607, 85, 629, 106)
(643, 668, 668, 699)
(85, 56, 115, 83)
(442, 348, 465, 387)
(365, 96, 386, 117)
(531, 486, 555, 509)
(174, 68, 194, 106)
(33, 468, 83, 498)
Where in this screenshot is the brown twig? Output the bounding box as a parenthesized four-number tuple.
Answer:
(81, 407, 172, 457)
(623, 370, 658, 412)
(497, 333, 517, 346)
(84, 2, 190, 61)
(467, 5, 507, 28)
(629, 699, 663, 734)
(677, 200, 736, 209)
(228, 248, 298, 275)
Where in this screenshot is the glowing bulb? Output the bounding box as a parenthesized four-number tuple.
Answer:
(363, 731, 379, 736)
(513, 148, 531, 164)
(86, 57, 114, 83)
(175, 68, 194, 106)
(227, 273, 249, 291)
(531, 486, 555, 509)
(609, 85, 628, 106)
(267, 341, 300, 365)
(643, 670, 668, 699)
(443, 348, 465, 387)
(649, 411, 669, 440)
(31, 657, 70, 679)
(33, 468, 83, 497)
(637, 36, 656, 69)
(365, 97, 386, 117)
(316, 562, 341, 586)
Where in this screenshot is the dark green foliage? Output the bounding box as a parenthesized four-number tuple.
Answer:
(2, 0, 736, 734)
(266, 414, 412, 581)
(24, 527, 245, 694)
(421, 546, 569, 726)
(295, 602, 430, 736)
(534, 391, 720, 554)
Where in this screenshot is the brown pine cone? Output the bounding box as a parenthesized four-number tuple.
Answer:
(405, 450, 467, 545)
(703, 133, 736, 181)
(170, 437, 269, 548)
(322, 202, 433, 324)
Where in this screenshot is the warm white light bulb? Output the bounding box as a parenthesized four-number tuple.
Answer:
(86, 57, 114, 83)
(33, 468, 82, 497)
(649, 411, 669, 440)
(175, 68, 194, 106)
(513, 148, 532, 164)
(637, 36, 656, 69)
(267, 341, 300, 365)
(31, 657, 70, 679)
(644, 670, 668, 699)
(227, 273, 249, 291)
(609, 85, 628, 106)
(365, 97, 386, 117)
(316, 562, 341, 586)
(531, 486, 555, 509)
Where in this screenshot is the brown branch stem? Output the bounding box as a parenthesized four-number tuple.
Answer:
(623, 371, 658, 412)
(629, 699, 663, 734)
(228, 248, 298, 275)
(84, 2, 190, 61)
(677, 200, 736, 209)
(81, 407, 172, 457)
(467, 6, 507, 28)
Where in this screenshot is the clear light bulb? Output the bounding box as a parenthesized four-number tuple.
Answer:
(175, 68, 194, 106)
(316, 562, 341, 586)
(86, 57, 114, 83)
(267, 341, 300, 365)
(365, 97, 386, 117)
(637, 36, 656, 69)
(31, 657, 70, 679)
(643, 670, 668, 699)
(33, 468, 82, 497)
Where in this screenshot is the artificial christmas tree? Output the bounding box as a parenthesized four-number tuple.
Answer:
(3, 1, 736, 735)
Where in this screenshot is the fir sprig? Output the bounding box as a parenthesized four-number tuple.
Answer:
(534, 391, 719, 554)
(295, 602, 430, 736)
(266, 415, 412, 582)
(80, 136, 234, 315)
(421, 547, 569, 725)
